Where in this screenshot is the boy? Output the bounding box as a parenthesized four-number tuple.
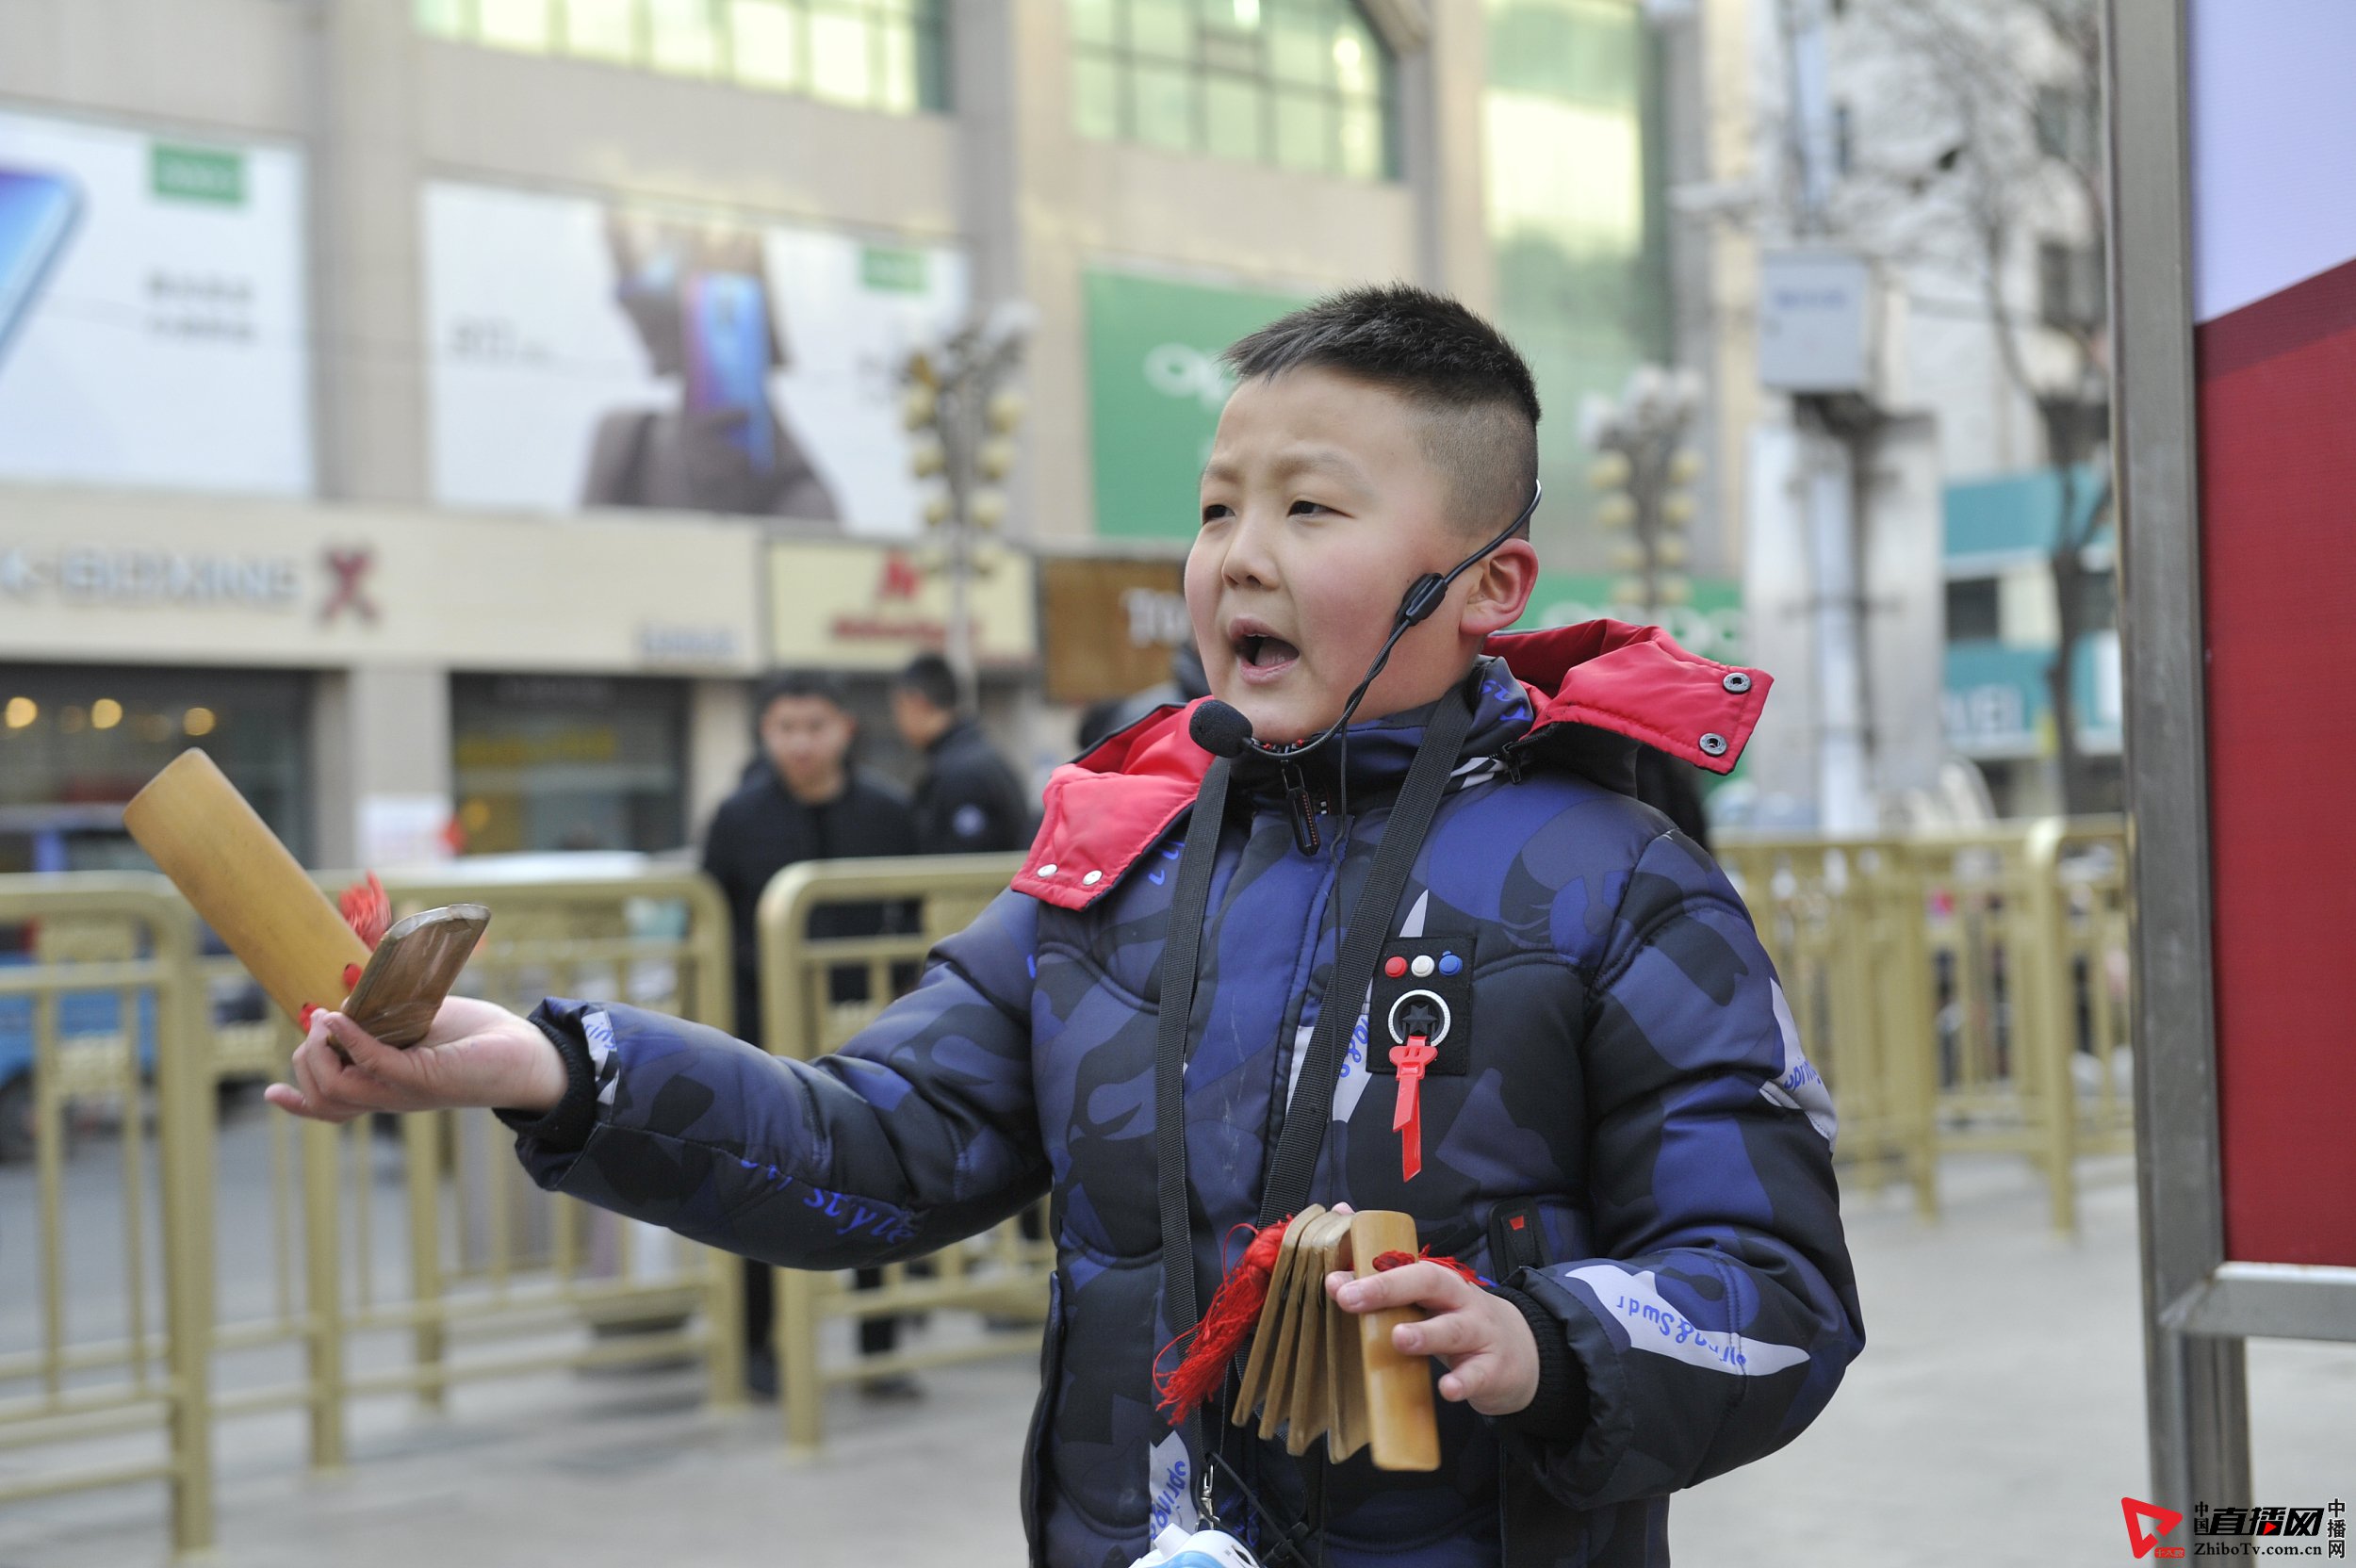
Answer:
(269, 286, 1862, 1567)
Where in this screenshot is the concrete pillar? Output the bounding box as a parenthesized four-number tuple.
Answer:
(1399, 0, 1492, 311)
(310, 0, 427, 504)
(315, 664, 453, 869)
(685, 678, 754, 848)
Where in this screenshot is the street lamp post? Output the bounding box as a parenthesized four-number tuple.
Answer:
(1581, 366, 1705, 620)
(901, 305, 1031, 711)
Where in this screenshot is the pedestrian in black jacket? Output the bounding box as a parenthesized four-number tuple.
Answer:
(890, 653, 1034, 854)
(698, 669, 921, 1399)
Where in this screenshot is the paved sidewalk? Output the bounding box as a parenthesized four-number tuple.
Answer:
(2, 1153, 2349, 1567)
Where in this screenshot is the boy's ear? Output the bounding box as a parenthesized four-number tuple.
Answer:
(1457, 540, 1539, 639)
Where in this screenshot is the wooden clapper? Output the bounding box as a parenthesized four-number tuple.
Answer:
(1232, 1206, 1441, 1471)
(123, 749, 487, 1047)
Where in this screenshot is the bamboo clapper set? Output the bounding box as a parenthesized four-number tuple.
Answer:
(1233, 1205, 1439, 1472)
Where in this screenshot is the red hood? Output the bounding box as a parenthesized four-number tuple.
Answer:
(1013, 619, 1769, 911)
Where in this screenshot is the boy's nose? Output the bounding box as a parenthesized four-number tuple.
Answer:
(1219, 508, 1284, 590)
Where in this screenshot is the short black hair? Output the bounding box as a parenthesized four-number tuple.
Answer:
(894, 652, 958, 713)
(1220, 285, 1541, 535)
(754, 668, 848, 720)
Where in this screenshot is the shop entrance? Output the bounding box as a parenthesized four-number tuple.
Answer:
(0, 664, 312, 874)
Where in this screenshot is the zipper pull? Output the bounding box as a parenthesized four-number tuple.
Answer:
(1280, 762, 1321, 856)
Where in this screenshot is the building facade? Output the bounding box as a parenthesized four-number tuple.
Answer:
(0, 0, 1707, 873)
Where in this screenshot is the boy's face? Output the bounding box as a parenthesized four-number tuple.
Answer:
(1186, 368, 1536, 745)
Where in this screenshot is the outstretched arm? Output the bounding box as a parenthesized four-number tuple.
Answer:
(269, 889, 1049, 1270)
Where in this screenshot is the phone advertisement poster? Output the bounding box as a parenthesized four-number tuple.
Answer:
(422, 180, 968, 535)
(0, 107, 312, 495)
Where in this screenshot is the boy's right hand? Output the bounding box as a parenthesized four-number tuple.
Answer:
(262, 998, 567, 1124)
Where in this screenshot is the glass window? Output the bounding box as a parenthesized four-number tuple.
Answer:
(728, 0, 800, 88)
(479, 0, 556, 51)
(418, 0, 947, 112)
(0, 666, 312, 874)
(1070, 0, 1395, 179)
(416, 0, 471, 37)
(1203, 74, 1263, 161)
(1073, 52, 1123, 139)
(808, 4, 875, 105)
(1133, 61, 1197, 151)
(451, 676, 688, 855)
(1946, 578, 2002, 643)
(647, 0, 723, 73)
(563, 0, 641, 59)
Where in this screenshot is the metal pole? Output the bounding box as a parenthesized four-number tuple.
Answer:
(2105, 0, 2249, 1511)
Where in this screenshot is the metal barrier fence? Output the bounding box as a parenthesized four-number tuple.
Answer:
(0, 876, 212, 1551)
(0, 823, 2135, 1535)
(1717, 817, 2134, 1233)
(0, 864, 744, 1555)
(755, 854, 1047, 1453)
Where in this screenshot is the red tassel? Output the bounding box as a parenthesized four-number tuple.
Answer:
(1153, 1217, 1292, 1427)
(1373, 1248, 1486, 1289)
(339, 873, 390, 949)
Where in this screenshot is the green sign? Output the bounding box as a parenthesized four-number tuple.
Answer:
(859, 245, 929, 293)
(1084, 269, 1308, 541)
(1513, 571, 1745, 665)
(150, 143, 245, 206)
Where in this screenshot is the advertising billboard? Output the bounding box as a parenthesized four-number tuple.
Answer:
(422, 181, 967, 533)
(1084, 269, 1307, 541)
(2184, 0, 2356, 1268)
(0, 107, 311, 494)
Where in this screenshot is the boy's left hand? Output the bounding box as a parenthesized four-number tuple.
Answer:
(1325, 1261, 1539, 1416)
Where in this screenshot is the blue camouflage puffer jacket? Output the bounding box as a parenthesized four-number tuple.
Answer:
(508, 622, 1863, 1568)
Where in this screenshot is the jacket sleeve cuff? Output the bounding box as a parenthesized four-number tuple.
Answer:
(492, 1010, 598, 1153)
(1489, 1281, 1590, 1446)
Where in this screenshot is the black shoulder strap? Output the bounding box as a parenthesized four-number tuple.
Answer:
(1151, 680, 1476, 1472)
(1256, 682, 1472, 1226)
(1153, 757, 1233, 1467)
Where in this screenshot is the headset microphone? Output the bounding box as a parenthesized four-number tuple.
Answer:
(1190, 480, 1542, 853)
(1187, 700, 1256, 760)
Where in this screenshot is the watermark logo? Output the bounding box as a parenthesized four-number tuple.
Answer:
(2123, 1495, 2346, 1558)
(2121, 1497, 2184, 1560)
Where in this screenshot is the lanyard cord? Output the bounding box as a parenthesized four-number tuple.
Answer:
(1150, 676, 1477, 1517)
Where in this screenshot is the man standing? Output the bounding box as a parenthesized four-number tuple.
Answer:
(889, 653, 1033, 855)
(699, 670, 918, 1399)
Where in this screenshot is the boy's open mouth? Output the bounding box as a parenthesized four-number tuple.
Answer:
(1235, 631, 1301, 671)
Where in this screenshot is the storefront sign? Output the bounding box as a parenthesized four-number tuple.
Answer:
(0, 491, 763, 676)
(0, 108, 312, 494)
(421, 180, 967, 533)
(766, 539, 1035, 671)
(1039, 556, 1191, 704)
(1084, 270, 1309, 541)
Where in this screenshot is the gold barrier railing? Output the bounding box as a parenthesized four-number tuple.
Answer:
(0, 863, 744, 1555)
(756, 854, 1048, 1454)
(1717, 817, 2133, 1233)
(0, 876, 212, 1553)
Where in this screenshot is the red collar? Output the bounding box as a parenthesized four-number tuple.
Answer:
(1014, 620, 1768, 911)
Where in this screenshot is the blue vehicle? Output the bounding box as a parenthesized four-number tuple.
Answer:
(0, 953, 161, 1163)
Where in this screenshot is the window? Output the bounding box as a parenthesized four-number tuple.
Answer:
(2033, 83, 2099, 169)
(1945, 578, 2002, 643)
(414, 0, 949, 115)
(1069, 0, 1397, 181)
(2038, 240, 2106, 334)
(451, 676, 688, 855)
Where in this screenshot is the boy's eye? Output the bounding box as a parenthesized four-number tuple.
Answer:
(1289, 498, 1330, 516)
(1200, 502, 1234, 526)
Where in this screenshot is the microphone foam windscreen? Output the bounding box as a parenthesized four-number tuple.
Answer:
(1189, 700, 1254, 759)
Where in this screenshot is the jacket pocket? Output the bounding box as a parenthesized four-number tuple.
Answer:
(1021, 1269, 1066, 1567)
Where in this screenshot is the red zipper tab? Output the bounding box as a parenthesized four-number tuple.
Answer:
(1389, 1035, 1437, 1181)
